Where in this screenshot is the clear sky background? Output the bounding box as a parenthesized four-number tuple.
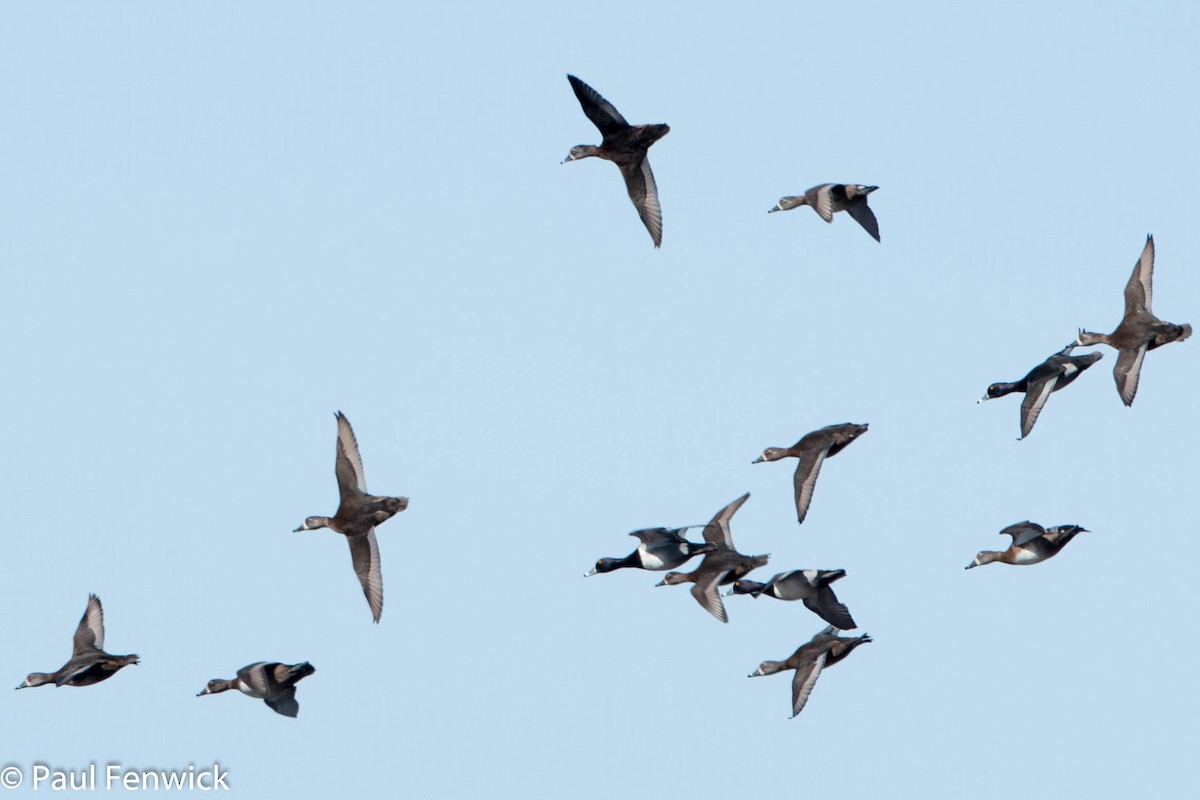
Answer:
(2, 2, 1197, 797)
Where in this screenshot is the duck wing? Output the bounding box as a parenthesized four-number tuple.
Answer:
(264, 687, 301, 717)
(805, 584, 856, 629)
(567, 74, 629, 136)
(335, 411, 368, 496)
(72, 594, 105, 654)
(1124, 235, 1154, 316)
(702, 492, 750, 548)
(1113, 343, 1148, 406)
(790, 651, 829, 718)
(844, 200, 880, 242)
(690, 568, 732, 623)
(999, 521, 1047, 546)
(793, 449, 829, 524)
(629, 527, 682, 547)
(809, 184, 836, 223)
(1018, 373, 1060, 439)
(348, 529, 384, 623)
(619, 157, 663, 248)
(237, 662, 273, 697)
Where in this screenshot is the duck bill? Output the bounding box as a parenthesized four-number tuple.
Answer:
(583, 568, 598, 577)
(751, 456, 765, 464)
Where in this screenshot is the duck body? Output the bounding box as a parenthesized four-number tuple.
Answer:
(753, 422, 869, 525)
(1076, 235, 1191, 405)
(748, 625, 872, 718)
(965, 521, 1087, 569)
(16, 594, 139, 690)
(980, 342, 1103, 438)
(727, 569, 856, 629)
(585, 527, 716, 576)
(563, 74, 669, 248)
(769, 183, 880, 241)
(198, 661, 315, 718)
(655, 493, 769, 623)
(294, 412, 408, 623)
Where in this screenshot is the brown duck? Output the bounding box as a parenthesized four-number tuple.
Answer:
(563, 74, 669, 248)
(1077, 235, 1191, 405)
(16, 594, 139, 689)
(294, 412, 408, 623)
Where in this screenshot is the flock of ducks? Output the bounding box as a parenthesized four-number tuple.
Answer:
(17, 412, 404, 716)
(569, 75, 1191, 717)
(14, 74, 1191, 723)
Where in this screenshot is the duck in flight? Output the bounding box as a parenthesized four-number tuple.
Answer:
(16, 594, 139, 689)
(725, 569, 857, 629)
(748, 625, 872, 718)
(1077, 235, 1191, 406)
(657, 493, 769, 623)
(585, 526, 716, 576)
(979, 342, 1102, 439)
(198, 661, 315, 717)
(769, 184, 880, 242)
(965, 521, 1087, 569)
(563, 74, 669, 248)
(294, 412, 408, 623)
(753, 423, 869, 525)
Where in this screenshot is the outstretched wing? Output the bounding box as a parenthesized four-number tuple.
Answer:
(702, 493, 750, 548)
(791, 651, 829, 717)
(793, 448, 829, 524)
(1018, 374, 1060, 439)
(335, 411, 368, 495)
(691, 568, 732, 623)
(1113, 343, 1148, 407)
(348, 530, 384, 623)
(844, 201, 880, 242)
(1123, 235, 1154, 316)
(567, 75, 629, 136)
(618, 157, 663, 248)
(73, 594, 105, 654)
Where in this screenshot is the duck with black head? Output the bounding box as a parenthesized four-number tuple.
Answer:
(979, 341, 1103, 439)
(585, 526, 716, 576)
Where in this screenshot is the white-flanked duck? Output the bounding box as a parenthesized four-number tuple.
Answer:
(1077, 235, 1191, 405)
(585, 526, 716, 576)
(748, 625, 872, 718)
(198, 662, 315, 718)
(16, 594, 139, 689)
(563, 74, 669, 248)
(726, 569, 857, 629)
(753, 423, 869, 525)
(657, 493, 769, 623)
(769, 184, 880, 241)
(965, 521, 1088, 569)
(979, 342, 1103, 439)
(294, 412, 408, 623)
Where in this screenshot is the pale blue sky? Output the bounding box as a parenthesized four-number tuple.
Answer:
(2, 2, 1197, 797)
